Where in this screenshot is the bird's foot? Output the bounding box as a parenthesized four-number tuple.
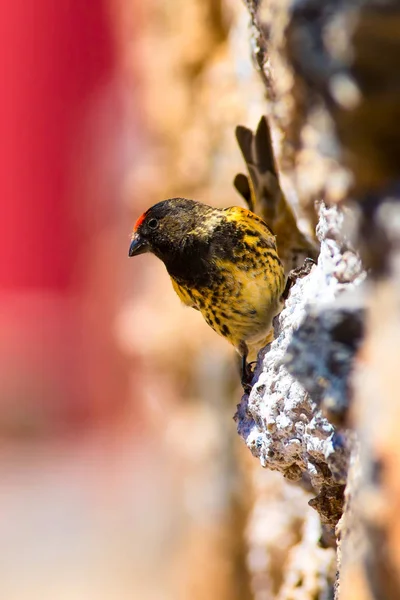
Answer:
(241, 360, 257, 394)
(282, 258, 316, 300)
(292, 257, 316, 279)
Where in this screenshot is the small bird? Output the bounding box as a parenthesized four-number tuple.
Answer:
(129, 198, 286, 388)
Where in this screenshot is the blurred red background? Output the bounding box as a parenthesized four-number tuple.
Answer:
(0, 0, 133, 428)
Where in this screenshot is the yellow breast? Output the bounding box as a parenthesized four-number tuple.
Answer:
(170, 246, 284, 357)
(168, 205, 285, 359)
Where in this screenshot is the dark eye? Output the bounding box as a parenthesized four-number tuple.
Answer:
(148, 218, 158, 230)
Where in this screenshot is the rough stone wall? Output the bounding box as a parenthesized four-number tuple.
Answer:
(235, 0, 400, 598)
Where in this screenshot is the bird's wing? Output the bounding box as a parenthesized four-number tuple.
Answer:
(234, 116, 319, 273)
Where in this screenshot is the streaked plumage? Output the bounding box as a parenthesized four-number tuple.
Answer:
(234, 116, 319, 274)
(128, 116, 319, 389)
(129, 198, 285, 377)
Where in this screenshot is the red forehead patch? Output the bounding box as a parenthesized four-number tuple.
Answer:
(133, 212, 146, 231)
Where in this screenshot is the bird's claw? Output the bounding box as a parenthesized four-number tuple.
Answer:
(241, 360, 257, 393)
(282, 257, 316, 300)
(292, 257, 316, 279)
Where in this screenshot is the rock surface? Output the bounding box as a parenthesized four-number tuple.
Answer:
(236, 1, 400, 598)
(236, 204, 363, 532)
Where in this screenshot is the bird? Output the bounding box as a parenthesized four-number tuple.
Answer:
(129, 197, 286, 389)
(129, 116, 318, 389)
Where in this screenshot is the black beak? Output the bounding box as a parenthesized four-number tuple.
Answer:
(129, 234, 150, 257)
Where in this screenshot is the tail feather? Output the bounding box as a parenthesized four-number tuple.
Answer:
(254, 116, 278, 178)
(235, 125, 253, 165)
(233, 172, 254, 212)
(234, 116, 319, 274)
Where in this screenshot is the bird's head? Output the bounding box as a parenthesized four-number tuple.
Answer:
(129, 198, 214, 263)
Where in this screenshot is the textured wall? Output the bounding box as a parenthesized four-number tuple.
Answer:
(235, 1, 400, 598)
